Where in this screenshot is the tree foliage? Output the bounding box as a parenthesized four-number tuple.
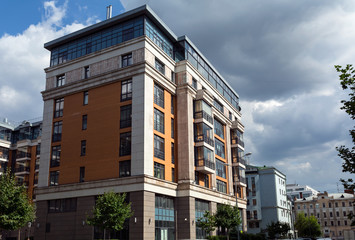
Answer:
(266, 221, 290, 239)
(197, 210, 216, 236)
(86, 192, 133, 236)
(295, 213, 321, 238)
(335, 64, 355, 190)
(0, 170, 35, 231)
(215, 204, 242, 240)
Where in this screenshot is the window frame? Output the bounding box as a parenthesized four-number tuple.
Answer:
(54, 98, 64, 118)
(120, 105, 132, 129)
(56, 74, 65, 87)
(81, 140, 86, 156)
(82, 115, 87, 130)
(155, 58, 165, 75)
(50, 145, 61, 167)
(154, 108, 165, 134)
(119, 132, 131, 156)
(121, 79, 132, 101)
(154, 134, 165, 160)
(83, 91, 88, 105)
(119, 160, 131, 177)
(122, 53, 133, 67)
(154, 162, 165, 180)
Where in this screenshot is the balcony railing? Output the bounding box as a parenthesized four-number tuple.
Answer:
(231, 137, 244, 147)
(16, 151, 31, 159)
(232, 155, 246, 165)
(15, 166, 30, 173)
(195, 158, 215, 170)
(195, 134, 214, 146)
(234, 175, 246, 185)
(194, 110, 213, 125)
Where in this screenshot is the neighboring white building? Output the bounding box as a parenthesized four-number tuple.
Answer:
(246, 165, 294, 236)
(287, 183, 319, 200)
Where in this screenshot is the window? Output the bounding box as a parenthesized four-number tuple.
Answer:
(81, 140, 86, 156)
(331, 221, 334, 226)
(121, 80, 132, 101)
(154, 84, 164, 108)
(323, 203, 326, 208)
(342, 202, 345, 207)
(344, 211, 347, 216)
(171, 71, 175, 83)
(171, 118, 174, 139)
(213, 100, 223, 113)
(329, 203, 332, 208)
(216, 180, 227, 193)
(335, 202, 338, 207)
(253, 210, 258, 219)
(50, 171, 59, 186)
(79, 167, 85, 182)
(119, 132, 131, 156)
(154, 108, 164, 133)
(215, 139, 225, 158)
(82, 115, 87, 130)
(171, 95, 174, 114)
(204, 175, 209, 188)
(155, 58, 165, 74)
(216, 159, 226, 178)
(171, 168, 175, 182)
(52, 121, 62, 142)
(171, 142, 175, 164)
(122, 53, 132, 67)
(345, 220, 348, 226)
(195, 171, 199, 185)
(56, 74, 65, 87)
(48, 198, 77, 213)
(229, 112, 233, 121)
(195, 200, 209, 239)
(214, 119, 224, 139)
(84, 66, 90, 79)
(54, 98, 64, 118)
(50, 145, 61, 167)
(192, 78, 197, 89)
(120, 105, 132, 128)
(324, 212, 327, 217)
(325, 221, 327, 226)
(336, 211, 339, 217)
(83, 91, 88, 105)
(154, 162, 165, 179)
(155, 195, 175, 239)
(154, 135, 165, 159)
(338, 221, 341, 226)
(119, 160, 131, 177)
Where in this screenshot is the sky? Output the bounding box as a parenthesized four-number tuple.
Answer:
(0, 0, 353, 193)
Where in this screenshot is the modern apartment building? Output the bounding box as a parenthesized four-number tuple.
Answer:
(34, 5, 248, 240)
(294, 192, 355, 240)
(287, 183, 319, 201)
(245, 165, 293, 236)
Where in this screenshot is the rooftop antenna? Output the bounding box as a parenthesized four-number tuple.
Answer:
(106, 5, 112, 19)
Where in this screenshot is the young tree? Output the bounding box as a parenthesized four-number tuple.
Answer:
(197, 211, 216, 238)
(215, 204, 242, 240)
(295, 213, 321, 239)
(0, 170, 35, 237)
(86, 191, 133, 240)
(266, 221, 290, 239)
(335, 64, 355, 191)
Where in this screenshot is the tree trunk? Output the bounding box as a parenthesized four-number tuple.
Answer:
(227, 229, 230, 240)
(103, 228, 106, 240)
(17, 229, 20, 240)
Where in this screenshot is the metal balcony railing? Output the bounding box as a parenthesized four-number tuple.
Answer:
(232, 155, 246, 165)
(15, 166, 30, 173)
(16, 151, 31, 159)
(194, 110, 213, 125)
(195, 158, 215, 170)
(195, 134, 214, 146)
(231, 137, 244, 147)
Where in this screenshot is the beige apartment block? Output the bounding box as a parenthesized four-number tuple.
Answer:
(295, 192, 355, 240)
(34, 5, 248, 240)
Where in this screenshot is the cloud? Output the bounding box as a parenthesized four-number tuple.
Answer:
(0, 1, 91, 121)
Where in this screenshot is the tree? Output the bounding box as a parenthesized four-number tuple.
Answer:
(294, 213, 321, 239)
(335, 64, 355, 191)
(266, 221, 290, 239)
(215, 204, 242, 240)
(0, 170, 35, 237)
(86, 191, 133, 240)
(197, 211, 216, 238)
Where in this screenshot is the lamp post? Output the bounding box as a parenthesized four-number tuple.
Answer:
(235, 152, 252, 240)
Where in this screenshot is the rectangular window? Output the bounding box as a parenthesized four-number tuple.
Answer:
(155, 195, 175, 239)
(154, 84, 164, 108)
(213, 100, 223, 113)
(79, 167, 85, 182)
(155, 58, 165, 74)
(50, 171, 59, 186)
(82, 115, 87, 130)
(214, 119, 224, 139)
(154, 162, 165, 180)
(122, 53, 132, 67)
(84, 66, 90, 79)
(54, 98, 64, 118)
(83, 91, 88, 105)
(204, 175, 209, 188)
(194, 100, 213, 124)
(171, 118, 174, 139)
(195, 171, 199, 185)
(216, 180, 227, 193)
(56, 74, 65, 87)
(121, 79, 132, 101)
(342, 202, 345, 207)
(154, 108, 165, 133)
(253, 199, 257, 205)
(192, 78, 197, 89)
(52, 121, 62, 142)
(120, 105, 132, 128)
(215, 139, 225, 158)
(171, 168, 175, 182)
(119, 132, 131, 156)
(195, 199, 209, 239)
(216, 159, 226, 178)
(81, 140, 86, 156)
(50, 145, 61, 167)
(171, 142, 175, 164)
(171, 71, 175, 83)
(48, 198, 77, 213)
(119, 160, 131, 177)
(154, 135, 165, 160)
(171, 95, 174, 114)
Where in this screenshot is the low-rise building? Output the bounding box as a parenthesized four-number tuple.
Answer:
(287, 183, 319, 200)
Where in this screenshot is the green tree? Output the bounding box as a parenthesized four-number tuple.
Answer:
(266, 221, 290, 239)
(86, 191, 133, 240)
(197, 211, 216, 238)
(215, 204, 242, 240)
(0, 170, 35, 236)
(294, 213, 321, 238)
(335, 64, 355, 191)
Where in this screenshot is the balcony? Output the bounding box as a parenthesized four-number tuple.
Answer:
(35, 164, 40, 172)
(0, 152, 9, 162)
(232, 155, 246, 167)
(195, 134, 214, 147)
(234, 175, 247, 186)
(231, 137, 244, 148)
(16, 151, 31, 162)
(195, 158, 215, 174)
(194, 110, 213, 125)
(15, 166, 30, 175)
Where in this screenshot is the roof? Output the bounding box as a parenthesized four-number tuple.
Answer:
(295, 192, 354, 202)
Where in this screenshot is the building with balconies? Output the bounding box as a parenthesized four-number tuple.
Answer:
(246, 165, 293, 236)
(34, 5, 248, 240)
(287, 183, 319, 201)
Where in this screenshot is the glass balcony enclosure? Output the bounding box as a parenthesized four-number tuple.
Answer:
(194, 123, 214, 146)
(232, 147, 246, 165)
(194, 100, 213, 124)
(195, 146, 215, 171)
(231, 129, 244, 147)
(0, 147, 9, 161)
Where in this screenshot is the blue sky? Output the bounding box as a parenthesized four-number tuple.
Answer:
(0, 0, 354, 193)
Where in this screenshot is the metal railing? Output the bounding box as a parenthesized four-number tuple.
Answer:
(194, 110, 213, 125)
(16, 151, 31, 159)
(195, 158, 215, 170)
(232, 155, 246, 165)
(15, 166, 30, 173)
(231, 137, 244, 147)
(194, 134, 214, 146)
